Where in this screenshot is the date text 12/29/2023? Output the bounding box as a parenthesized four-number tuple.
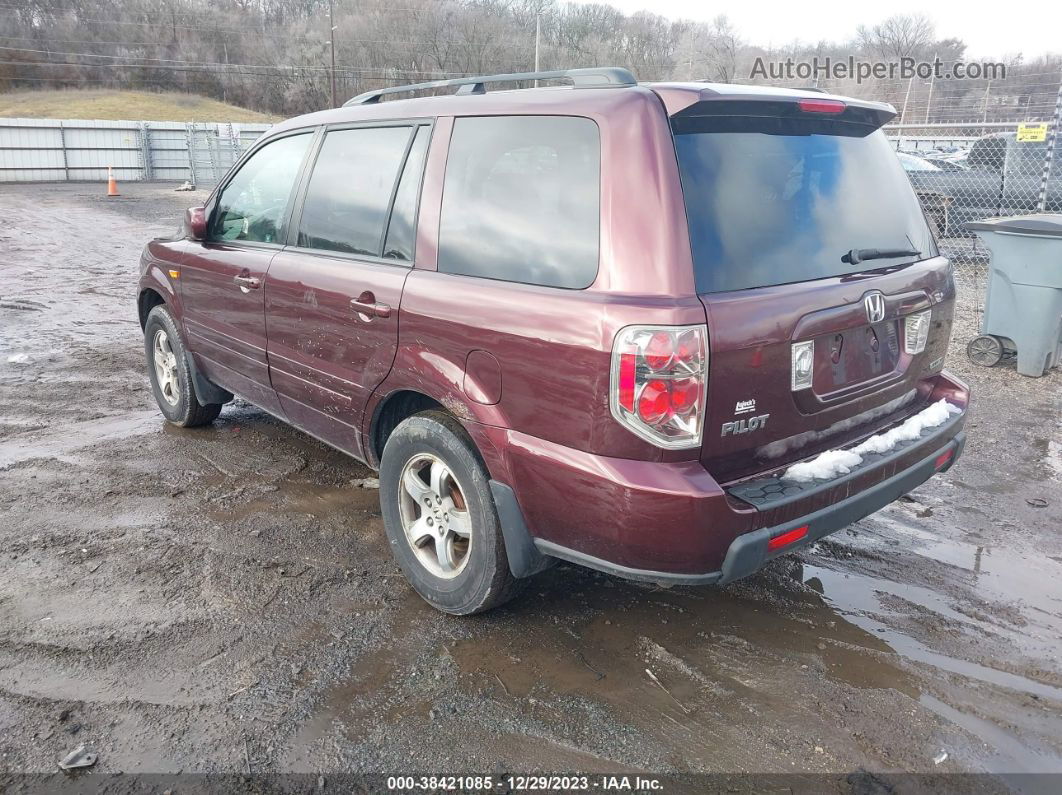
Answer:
(386, 775, 665, 792)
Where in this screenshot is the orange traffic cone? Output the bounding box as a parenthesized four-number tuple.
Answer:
(107, 166, 120, 197)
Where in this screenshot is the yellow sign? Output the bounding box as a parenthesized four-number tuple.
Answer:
(1016, 122, 1049, 143)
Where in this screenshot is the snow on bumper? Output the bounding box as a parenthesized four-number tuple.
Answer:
(782, 399, 963, 484)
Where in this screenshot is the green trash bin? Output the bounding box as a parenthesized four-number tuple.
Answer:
(966, 214, 1062, 377)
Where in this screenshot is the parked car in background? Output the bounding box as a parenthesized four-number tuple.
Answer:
(903, 132, 1062, 235)
(896, 152, 953, 235)
(923, 156, 969, 172)
(896, 151, 942, 172)
(137, 71, 968, 614)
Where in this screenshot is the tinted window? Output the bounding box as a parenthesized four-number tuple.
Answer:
(438, 116, 599, 289)
(211, 133, 311, 243)
(383, 126, 430, 262)
(298, 126, 412, 256)
(675, 121, 935, 293)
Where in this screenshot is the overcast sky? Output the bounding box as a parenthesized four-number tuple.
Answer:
(605, 0, 1060, 59)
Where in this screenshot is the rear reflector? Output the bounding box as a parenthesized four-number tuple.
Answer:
(934, 449, 954, 469)
(797, 98, 846, 114)
(768, 525, 809, 552)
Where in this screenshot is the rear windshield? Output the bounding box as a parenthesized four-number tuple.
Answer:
(674, 117, 936, 293)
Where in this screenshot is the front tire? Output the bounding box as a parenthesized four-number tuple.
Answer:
(144, 304, 222, 427)
(379, 411, 525, 615)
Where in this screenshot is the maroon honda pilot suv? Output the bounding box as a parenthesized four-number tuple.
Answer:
(137, 68, 968, 614)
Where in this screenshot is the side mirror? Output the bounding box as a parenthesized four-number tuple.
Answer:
(186, 206, 207, 241)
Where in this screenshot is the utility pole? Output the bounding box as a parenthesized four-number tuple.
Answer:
(981, 80, 992, 133)
(533, 13, 541, 87)
(328, 0, 337, 107)
(924, 53, 937, 124)
(899, 76, 914, 124)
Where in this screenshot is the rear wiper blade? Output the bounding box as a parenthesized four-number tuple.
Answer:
(841, 247, 921, 265)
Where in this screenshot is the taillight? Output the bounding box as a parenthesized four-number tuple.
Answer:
(904, 310, 932, 354)
(797, 98, 846, 114)
(610, 324, 707, 449)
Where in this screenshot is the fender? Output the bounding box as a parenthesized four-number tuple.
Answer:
(137, 239, 187, 329)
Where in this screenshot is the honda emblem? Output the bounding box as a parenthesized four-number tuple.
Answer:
(864, 291, 886, 324)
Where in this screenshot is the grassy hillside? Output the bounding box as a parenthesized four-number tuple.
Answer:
(0, 89, 275, 122)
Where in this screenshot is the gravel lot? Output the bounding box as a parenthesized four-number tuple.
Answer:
(0, 183, 1060, 790)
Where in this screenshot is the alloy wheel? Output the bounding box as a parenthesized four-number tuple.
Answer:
(397, 453, 472, 579)
(152, 329, 181, 406)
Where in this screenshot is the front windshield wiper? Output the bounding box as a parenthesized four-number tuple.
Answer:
(841, 247, 921, 265)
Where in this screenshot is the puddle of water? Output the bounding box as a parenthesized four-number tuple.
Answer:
(444, 570, 925, 758)
(805, 562, 1062, 776)
(210, 478, 379, 524)
(846, 513, 1062, 657)
(804, 564, 1062, 703)
(921, 695, 1062, 778)
(0, 409, 163, 469)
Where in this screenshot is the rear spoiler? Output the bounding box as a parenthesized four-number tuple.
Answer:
(670, 96, 896, 137)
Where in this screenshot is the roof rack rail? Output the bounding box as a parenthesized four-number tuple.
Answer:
(343, 67, 637, 107)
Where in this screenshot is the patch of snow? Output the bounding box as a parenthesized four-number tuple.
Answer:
(783, 449, 863, 483)
(7, 353, 30, 364)
(782, 399, 961, 483)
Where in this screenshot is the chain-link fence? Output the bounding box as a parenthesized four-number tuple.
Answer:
(886, 120, 1061, 325)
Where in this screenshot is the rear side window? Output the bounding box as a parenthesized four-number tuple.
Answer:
(438, 116, 600, 289)
(210, 133, 311, 244)
(383, 126, 430, 262)
(298, 126, 412, 257)
(674, 116, 936, 293)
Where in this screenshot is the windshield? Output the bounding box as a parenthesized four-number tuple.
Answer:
(674, 120, 936, 293)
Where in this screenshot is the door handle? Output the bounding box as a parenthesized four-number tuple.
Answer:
(350, 294, 391, 319)
(233, 274, 261, 291)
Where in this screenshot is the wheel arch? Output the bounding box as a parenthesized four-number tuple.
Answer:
(365, 387, 510, 481)
(368, 390, 445, 467)
(137, 244, 184, 331)
(138, 287, 167, 330)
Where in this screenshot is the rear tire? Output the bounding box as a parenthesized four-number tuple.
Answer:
(379, 410, 525, 615)
(144, 304, 222, 427)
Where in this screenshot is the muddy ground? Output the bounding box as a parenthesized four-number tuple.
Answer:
(0, 183, 1059, 791)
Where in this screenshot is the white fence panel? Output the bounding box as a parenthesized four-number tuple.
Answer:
(0, 117, 271, 183)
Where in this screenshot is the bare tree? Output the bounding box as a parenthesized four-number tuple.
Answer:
(0, 0, 1055, 125)
(856, 14, 936, 62)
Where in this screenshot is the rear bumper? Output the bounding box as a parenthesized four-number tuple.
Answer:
(715, 428, 964, 584)
(493, 372, 968, 584)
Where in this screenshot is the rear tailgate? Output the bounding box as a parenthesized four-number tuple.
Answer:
(669, 94, 954, 482)
(699, 263, 954, 483)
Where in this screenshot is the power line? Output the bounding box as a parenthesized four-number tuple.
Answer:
(0, 46, 479, 75)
